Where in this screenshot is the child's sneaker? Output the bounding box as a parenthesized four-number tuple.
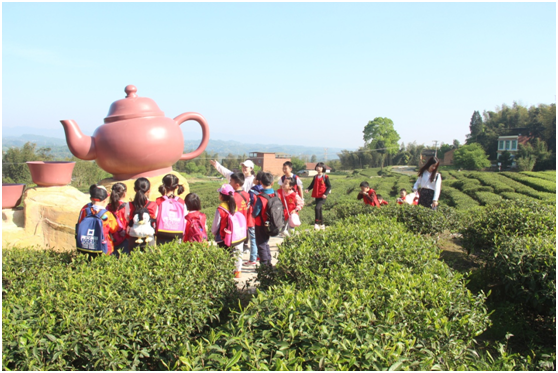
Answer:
(234, 271, 242, 278)
(257, 257, 260, 261)
(320, 225, 326, 230)
(243, 261, 257, 266)
(314, 224, 320, 230)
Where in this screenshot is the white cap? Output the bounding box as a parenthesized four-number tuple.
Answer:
(241, 160, 255, 169)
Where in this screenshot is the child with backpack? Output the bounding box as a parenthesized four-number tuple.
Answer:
(277, 161, 304, 200)
(230, 172, 251, 249)
(304, 162, 331, 230)
(183, 193, 208, 243)
(76, 185, 119, 258)
(244, 171, 264, 266)
(277, 176, 304, 237)
(156, 174, 187, 245)
(211, 184, 246, 278)
(106, 182, 130, 256)
(128, 178, 158, 252)
(252, 172, 283, 266)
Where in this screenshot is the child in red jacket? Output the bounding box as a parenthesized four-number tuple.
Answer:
(183, 193, 208, 243)
(304, 162, 331, 230)
(357, 181, 379, 207)
(376, 195, 389, 206)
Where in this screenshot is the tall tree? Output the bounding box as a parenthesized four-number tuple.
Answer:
(466, 111, 484, 144)
(363, 117, 401, 169)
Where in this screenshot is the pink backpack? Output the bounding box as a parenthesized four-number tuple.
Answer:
(218, 206, 247, 247)
(156, 196, 186, 234)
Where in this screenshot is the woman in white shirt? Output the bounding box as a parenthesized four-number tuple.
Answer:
(210, 159, 255, 192)
(413, 157, 442, 209)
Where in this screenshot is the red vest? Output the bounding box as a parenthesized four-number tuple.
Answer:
(363, 189, 379, 207)
(311, 175, 328, 199)
(277, 189, 297, 220)
(233, 190, 250, 225)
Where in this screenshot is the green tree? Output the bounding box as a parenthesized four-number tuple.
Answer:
(517, 139, 553, 171)
(310, 154, 317, 163)
(466, 111, 484, 144)
(2, 142, 53, 184)
(363, 117, 401, 169)
(70, 157, 111, 189)
(498, 151, 513, 169)
(290, 157, 306, 173)
(453, 143, 491, 170)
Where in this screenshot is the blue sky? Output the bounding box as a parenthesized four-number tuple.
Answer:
(2, 2, 556, 151)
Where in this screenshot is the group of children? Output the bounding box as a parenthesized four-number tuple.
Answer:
(356, 156, 443, 209)
(357, 181, 418, 207)
(75, 159, 333, 279)
(76, 174, 208, 259)
(209, 159, 332, 275)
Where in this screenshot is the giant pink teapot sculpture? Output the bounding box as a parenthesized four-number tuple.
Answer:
(61, 85, 210, 180)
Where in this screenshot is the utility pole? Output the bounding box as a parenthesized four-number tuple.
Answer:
(324, 148, 328, 162)
(433, 140, 439, 158)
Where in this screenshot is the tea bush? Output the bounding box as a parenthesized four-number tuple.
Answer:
(2, 242, 237, 370)
(491, 235, 556, 316)
(520, 171, 557, 182)
(500, 191, 531, 203)
(495, 173, 555, 201)
(501, 172, 556, 194)
(460, 200, 556, 257)
(474, 191, 504, 206)
(175, 215, 494, 370)
(467, 171, 515, 194)
(439, 185, 480, 210)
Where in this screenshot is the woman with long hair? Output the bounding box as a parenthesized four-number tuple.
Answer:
(413, 156, 442, 209)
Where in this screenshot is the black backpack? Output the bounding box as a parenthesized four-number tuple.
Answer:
(258, 193, 285, 236)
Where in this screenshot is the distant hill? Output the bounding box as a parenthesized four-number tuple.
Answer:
(2, 134, 349, 160)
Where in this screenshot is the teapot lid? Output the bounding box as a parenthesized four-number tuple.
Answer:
(104, 85, 165, 123)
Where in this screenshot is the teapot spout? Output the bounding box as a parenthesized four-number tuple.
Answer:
(60, 120, 97, 160)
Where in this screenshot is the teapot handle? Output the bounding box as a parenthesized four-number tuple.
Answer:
(174, 112, 210, 161)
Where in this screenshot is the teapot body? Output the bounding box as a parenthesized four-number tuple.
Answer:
(94, 116, 184, 180)
(61, 85, 210, 181)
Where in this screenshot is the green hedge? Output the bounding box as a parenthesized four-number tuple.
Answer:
(461, 185, 495, 196)
(501, 172, 556, 194)
(460, 200, 556, 257)
(175, 215, 498, 370)
(520, 171, 557, 182)
(491, 235, 556, 316)
(2, 242, 237, 370)
(467, 172, 515, 194)
(500, 191, 532, 203)
(440, 185, 480, 210)
(474, 191, 504, 206)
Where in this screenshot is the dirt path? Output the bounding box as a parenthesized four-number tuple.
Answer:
(234, 236, 283, 292)
(391, 165, 417, 176)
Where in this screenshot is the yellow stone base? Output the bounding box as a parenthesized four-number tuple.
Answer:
(3, 185, 90, 252)
(98, 171, 190, 203)
(2, 171, 191, 252)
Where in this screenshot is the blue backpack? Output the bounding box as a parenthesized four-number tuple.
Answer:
(76, 205, 109, 254)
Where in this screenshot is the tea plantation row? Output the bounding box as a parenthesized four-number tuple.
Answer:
(3, 170, 555, 370)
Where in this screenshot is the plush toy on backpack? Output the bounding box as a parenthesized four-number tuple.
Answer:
(128, 207, 155, 244)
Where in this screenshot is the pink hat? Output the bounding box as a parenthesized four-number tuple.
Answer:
(217, 183, 235, 195)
